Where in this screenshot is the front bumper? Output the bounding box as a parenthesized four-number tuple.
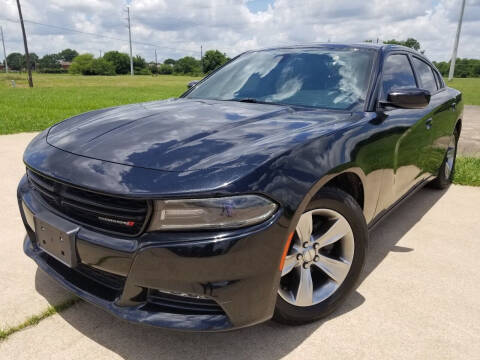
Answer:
(18, 175, 287, 331)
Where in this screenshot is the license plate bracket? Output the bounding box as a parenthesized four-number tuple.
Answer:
(34, 212, 80, 268)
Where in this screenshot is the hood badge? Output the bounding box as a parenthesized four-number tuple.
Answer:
(98, 216, 135, 227)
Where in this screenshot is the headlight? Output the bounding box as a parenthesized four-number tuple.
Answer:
(148, 195, 278, 231)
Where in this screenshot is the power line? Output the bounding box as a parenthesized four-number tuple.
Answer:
(0, 16, 197, 54)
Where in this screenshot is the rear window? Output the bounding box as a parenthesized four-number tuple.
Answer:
(433, 70, 444, 89)
(412, 57, 438, 93)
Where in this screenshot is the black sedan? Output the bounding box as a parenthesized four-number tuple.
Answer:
(18, 43, 462, 331)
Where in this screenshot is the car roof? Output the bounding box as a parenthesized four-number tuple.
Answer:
(252, 42, 417, 54)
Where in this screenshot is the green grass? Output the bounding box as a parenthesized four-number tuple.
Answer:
(453, 157, 480, 186)
(0, 73, 199, 134)
(0, 298, 79, 341)
(0, 73, 479, 185)
(445, 78, 480, 106)
(0, 74, 478, 134)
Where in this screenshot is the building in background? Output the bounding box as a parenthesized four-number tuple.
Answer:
(59, 60, 72, 70)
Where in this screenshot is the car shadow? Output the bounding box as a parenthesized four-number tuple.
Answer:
(33, 186, 447, 359)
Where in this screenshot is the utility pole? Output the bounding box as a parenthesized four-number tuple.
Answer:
(1, 26, 7, 73)
(16, 0, 33, 87)
(154, 48, 158, 67)
(99, 50, 102, 58)
(448, 0, 466, 81)
(127, 5, 134, 76)
(201, 45, 204, 73)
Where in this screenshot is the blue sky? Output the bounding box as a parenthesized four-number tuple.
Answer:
(246, 0, 273, 13)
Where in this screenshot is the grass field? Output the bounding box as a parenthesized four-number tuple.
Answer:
(1, 73, 479, 134)
(1, 73, 479, 186)
(0, 73, 198, 134)
(446, 78, 480, 106)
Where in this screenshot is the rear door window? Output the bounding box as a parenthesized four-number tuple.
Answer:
(381, 54, 417, 100)
(412, 57, 438, 93)
(433, 70, 444, 89)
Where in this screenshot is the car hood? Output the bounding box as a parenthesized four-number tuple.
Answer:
(47, 98, 353, 172)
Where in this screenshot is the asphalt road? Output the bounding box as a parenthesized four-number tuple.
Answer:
(0, 106, 479, 359)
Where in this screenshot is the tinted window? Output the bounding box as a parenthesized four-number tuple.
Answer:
(381, 54, 417, 99)
(412, 57, 437, 93)
(434, 70, 444, 89)
(186, 48, 376, 110)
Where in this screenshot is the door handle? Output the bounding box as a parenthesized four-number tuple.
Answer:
(426, 118, 433, 130)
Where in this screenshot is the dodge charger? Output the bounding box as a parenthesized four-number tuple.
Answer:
(18, 43, 462, 331)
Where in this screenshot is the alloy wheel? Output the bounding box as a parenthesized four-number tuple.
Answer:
(279, 208, 355, 307)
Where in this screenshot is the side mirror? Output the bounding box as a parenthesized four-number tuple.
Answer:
(383, 88, 431, 109)
(187, 80, 199, 89)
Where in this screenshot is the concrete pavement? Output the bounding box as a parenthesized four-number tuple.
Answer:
(0, 133, 73, 330)
(1, 185, 479, 359)
(0, 106, 479, 359)
(458, 105, 480, 156)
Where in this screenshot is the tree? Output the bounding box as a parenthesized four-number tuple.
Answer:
(473, 62, 480, 77)
(58, 48, 79, 62)
(433, 61, 450, 77)
(91, 58, 115, 75)
(7, 52, 23, 70)
(103, 51, 130, 74)
(69, 53, 95, 75)
(133, 55, 147, 72)
(433, 59, 480, 78)
(453, 58, 477, 78)
(174, 56, 201, 74)
(384, 38, 421, 51)
(403, 38, 421, 51)
(203, 49, 229, 73)
(38, 54, 61, 72)
(164, 58, 176, 66)
(27, 53, 39, 69)
(69, 54, 115, 75)
(158, 63, 173, 74)
(149, 63, 159, 74)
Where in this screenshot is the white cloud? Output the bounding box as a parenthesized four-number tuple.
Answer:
(1, 0, 479, 62)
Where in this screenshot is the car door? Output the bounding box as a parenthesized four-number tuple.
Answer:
(411, 56, 456, 174)
(374, 52, 435, 212)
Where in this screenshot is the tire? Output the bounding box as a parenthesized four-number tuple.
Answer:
(273, 187, 367, 325)
(429, 129, 459, 190)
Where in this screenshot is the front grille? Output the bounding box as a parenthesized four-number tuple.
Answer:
(27, 169, 150, 236)
(147, 289, 225, 315)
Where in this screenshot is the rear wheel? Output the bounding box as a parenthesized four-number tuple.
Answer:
(273, 187, 367, 325)
(430, 130, 459, 189)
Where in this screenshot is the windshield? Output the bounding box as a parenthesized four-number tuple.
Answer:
(185, 47, 376, 110)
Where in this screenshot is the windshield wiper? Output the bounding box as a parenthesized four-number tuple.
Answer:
(228, 98, 284, 106)
(231, 98, 260, 103)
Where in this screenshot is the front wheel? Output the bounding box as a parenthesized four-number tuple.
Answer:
(273, 187, 367, 325)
